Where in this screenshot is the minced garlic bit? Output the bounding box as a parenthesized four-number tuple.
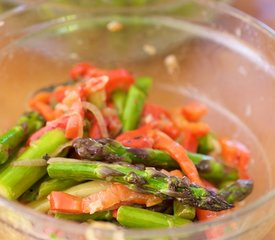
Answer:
(143, 44, 157, 56)
(107, 21, 123, 32)
(164, 54, 180, 75)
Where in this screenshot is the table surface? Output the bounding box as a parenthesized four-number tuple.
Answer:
(233, 1, 275, 239)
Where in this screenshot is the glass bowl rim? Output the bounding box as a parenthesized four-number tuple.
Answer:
(0, 0, 274, 238)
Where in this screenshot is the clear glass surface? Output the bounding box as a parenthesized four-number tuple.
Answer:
(0, 0, 274, 239)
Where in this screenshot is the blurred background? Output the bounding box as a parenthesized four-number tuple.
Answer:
(234, 0, 275, 29)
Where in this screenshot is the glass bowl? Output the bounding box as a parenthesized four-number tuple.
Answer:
(0, 0, 274, 239)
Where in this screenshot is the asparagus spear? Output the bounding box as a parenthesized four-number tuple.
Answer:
(117, 206, 191, 228)
(37, 178, 78, 200)
(0, 112, 44, 165)
(122, 86, 146, 131)
(173, 201, 196, 220)
(218, 179, 253, 204)
(135, 76, 152, 95)
(55, 211, 113, 222)
(197, 133, 215, 154)
(47, 159, 233, 211)
(0, 129, 67, 200)
(112, 90, 127, 120)
(73, 138, 238, 182)
(19, 175, 50, 203)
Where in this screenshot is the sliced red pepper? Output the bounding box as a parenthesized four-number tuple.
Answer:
(49, 191, 83, 213)
(65, 113, 83, 139)
(181, 131, 198, 152)
(181, 102, 208, 122)
(89, 121, 102, 139)
(141, 103, 180, 139)
(150, 130, 202, 184)
(105, 69, 134, 93)
(53, 86, 69, 103)
(29, 101, 55, 121)
(27, 117, 68, 144)
(70, 62, 94, 80)
(29, 92, 55, 121)
(49, 183, 161, 214)
(142, 103, 170, 121)
(220, 139, 250, 179)
(116, 125, 153, 148)
(171, 108, 210, 137)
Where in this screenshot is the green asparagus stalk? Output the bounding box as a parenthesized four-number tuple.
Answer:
(218, 179, 253, 204)
(28, 180, 112, 213)
(173, 201, 195, 220)
(0, 112, 44, 165)
(117, 206, 191, 228)
(37, 178, 79, 200)
(55, 211, 113, 222)
(197, 133, 215, 154)
(73, 138, 238, 182)
(122, 86, 146, 131)
(19, 175, 50, 203)
(0, 129, 67, 200)
(135, 76, 152, 95)
(47, 159, 233, 211)
(111, 90, 127, 120)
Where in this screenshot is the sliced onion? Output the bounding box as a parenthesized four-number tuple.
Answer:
(12, 159, 48, 167)
(82, 101, 109, 138)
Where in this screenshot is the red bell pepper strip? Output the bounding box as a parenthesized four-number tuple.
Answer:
(70, 62, 94, 80)
(150, 130, 202, 185)
(27, 116, 68, 144)
(29, 92, 55, 121)
(49, 183, 162, 214)
(181, 102, 208, 122)
(49, 191, 83, 213)
(141, 103, 180, 139)
(71, 63, 134, 94)
(220, 139, 250, 179)
(181, 131, 198, 153)
(116, 125, 153, 148)
(105, 69, 135, 94)
(89, 121, 102, 139)
(171, 108, 210, 137)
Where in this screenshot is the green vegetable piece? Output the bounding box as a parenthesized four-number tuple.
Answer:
(0, 112, 44, 165)
(73, 138, 238, 183)
(122, 86, 146, 131)
(111, 90, 127, 120)
(198, 133, 215, 154)
(55, 211, 113, 222)
(219, 179, 253, 204)
(37, 178, 78, 200)
(173, 201, 196, 220)
(117, 206, 191, 228)
(47, 159, 233, 211)
(19, 175, 50, 203)
(135, 76, 152, 95)
(0, 129, 67, 200)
